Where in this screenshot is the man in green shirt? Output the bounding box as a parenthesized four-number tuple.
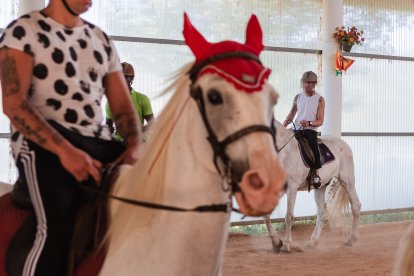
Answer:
(106, 62, 154, 141)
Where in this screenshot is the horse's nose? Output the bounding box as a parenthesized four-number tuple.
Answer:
(248, 172, 265, 190)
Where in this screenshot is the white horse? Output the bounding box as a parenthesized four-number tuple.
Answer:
(393, 222, 414, 276)
(263, 120, 361, 252)
(98, 66, 287, 273)
(1, 14, 286, 276)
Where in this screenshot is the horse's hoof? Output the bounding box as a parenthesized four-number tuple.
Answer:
(344, 240, 353, 246)
(344, 235, 358, 246)
(306, 240, 318, 248)
(290, 242, 304, 252)
(272, 246, 281, 253)
(272, 239, 283, 254)
(281, 243, 291, 253)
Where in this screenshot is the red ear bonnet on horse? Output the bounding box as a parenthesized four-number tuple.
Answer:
(183, 13, 271, 93)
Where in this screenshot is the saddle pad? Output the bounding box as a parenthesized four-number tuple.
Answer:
(0, 193, 29, 276)
(0, 193, 105, 276)
(299, 142, 335, 168)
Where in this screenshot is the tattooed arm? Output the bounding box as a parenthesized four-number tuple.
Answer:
(283, 94, 298, 127)
(105, 71, 141, 164)
(0, 49, 63, 150)
(0, 48, 102, 182)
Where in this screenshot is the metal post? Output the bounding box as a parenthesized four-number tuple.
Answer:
(321, 0, 343, 137)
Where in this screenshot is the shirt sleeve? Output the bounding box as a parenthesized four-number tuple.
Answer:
(0, 16, 36, 57)
(106, 36, 122, 74)
(105, 101, 113, 119)
(141, 95, 153, 117)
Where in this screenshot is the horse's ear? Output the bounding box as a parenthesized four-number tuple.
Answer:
(183, 13, 209, 59)
(245, 14, 264, 55)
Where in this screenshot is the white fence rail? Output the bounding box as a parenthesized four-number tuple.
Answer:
(1, 135, 413, 225)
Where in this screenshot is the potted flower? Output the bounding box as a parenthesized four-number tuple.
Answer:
(333, 26, 365, 52)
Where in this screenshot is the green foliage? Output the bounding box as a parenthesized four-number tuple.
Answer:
(360, 212, 414, 224)
(230, 212, 414, 236)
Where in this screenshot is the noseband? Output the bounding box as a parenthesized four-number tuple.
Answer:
(188, 51, 277, 194)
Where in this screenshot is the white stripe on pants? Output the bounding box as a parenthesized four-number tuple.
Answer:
(19, 141, 47, 276)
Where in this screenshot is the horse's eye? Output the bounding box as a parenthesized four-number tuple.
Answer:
(207, 89, 223, 105)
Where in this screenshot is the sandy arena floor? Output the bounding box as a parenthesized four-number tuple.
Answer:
(223, 220, 413, 276)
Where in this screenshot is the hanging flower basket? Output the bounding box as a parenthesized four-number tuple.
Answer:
(333, 26, 365, 53)
(342, 43, 353, 52)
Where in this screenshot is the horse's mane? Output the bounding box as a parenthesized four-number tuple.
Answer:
(106, 63, 194, 246)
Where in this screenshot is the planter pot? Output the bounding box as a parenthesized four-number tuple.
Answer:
(342, 44, 353, 52)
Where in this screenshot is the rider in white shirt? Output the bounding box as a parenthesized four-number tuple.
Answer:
(283, 71, 325, 187)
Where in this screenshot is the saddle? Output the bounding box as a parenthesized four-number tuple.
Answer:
(297, 139, 335, 168)
(294, 131, 335, 191)
(5, 170, 118, 276)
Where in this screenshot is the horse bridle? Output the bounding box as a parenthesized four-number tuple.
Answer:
(83, 51, 277, 214)
(188, 51, 277, 193)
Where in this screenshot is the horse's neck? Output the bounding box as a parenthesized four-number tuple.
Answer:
(157, 105, 230, 275)
(276, 123, 299, 158)
(101, 102, 229, 276)
(163, 119, 227, 205)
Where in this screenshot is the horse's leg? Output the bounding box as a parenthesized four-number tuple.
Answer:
(282, 188, 303, 253)
(343, 181, 361, 246)
(308, 185, 328, 247)
(263, 214, 283, 253)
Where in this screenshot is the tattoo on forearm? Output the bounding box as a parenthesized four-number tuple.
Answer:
(113, 112, 140, 143)
(1, 54, 20, 97)
(12, 101, 63, 146)
(19, 101, 35, 115)
(52, 133, 63, 145)
(12, 114, 47, 145)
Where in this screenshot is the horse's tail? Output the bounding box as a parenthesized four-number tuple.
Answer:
(326, 180, 350, 232)
(393, 223, 414, 276)
(326, 137, 358, 233)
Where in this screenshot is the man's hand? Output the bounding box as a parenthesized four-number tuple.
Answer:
(57, 144, 102, 183)
(113, 142, 140, 165)
(300, 120, 309, 127)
